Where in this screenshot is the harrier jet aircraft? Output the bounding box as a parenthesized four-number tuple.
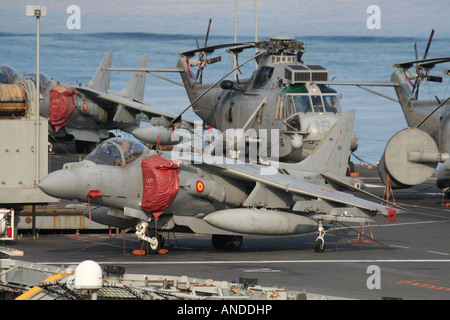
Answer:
(39, 110, 397, 253)
(0, 52, 192, 153)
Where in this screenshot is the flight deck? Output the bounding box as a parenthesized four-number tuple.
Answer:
(2, 159, 450, 300)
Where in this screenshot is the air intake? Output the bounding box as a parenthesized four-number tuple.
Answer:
(284, 64, 328, 84)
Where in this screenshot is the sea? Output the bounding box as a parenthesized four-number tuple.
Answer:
(1, 32, 449, 165)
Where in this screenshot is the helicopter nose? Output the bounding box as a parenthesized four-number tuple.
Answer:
(39, 170, 83, 200)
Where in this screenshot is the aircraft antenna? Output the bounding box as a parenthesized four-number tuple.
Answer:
(254, 0, 258, 70)
(233, 0, 238, 80)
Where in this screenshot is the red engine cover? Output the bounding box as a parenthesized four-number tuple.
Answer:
(141, 155, 180, 220)
(49, 85, 77, 132)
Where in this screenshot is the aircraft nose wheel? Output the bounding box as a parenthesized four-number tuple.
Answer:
(141, 229, 163, 254)
(314, 237, 325, 252)
(136, 222, 163, 254)
(314, 220, 325, 252)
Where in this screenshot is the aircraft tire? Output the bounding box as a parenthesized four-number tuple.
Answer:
(141, 229, 162, 254)
(212, 235, 243, 251)
(314, 238, 325, 252)
(346, 161, 355, 176)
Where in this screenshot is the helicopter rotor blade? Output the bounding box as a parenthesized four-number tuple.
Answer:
(180, 42, 256, 58)
(207, 56, 222, 64)
(414, 29, 435, 99)
(416, 57, 450, 72)
(195, 38, 202, 81)
(426, 75, 443, 83)
(394, 56, 450, 70)
(204, 18, 212, 48)
(414, 42, 418, 60)
(199, 19, 212, 84)
(422, 29, 435, 60)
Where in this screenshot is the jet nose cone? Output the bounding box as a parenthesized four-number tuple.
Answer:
(39, 170, 82, 200)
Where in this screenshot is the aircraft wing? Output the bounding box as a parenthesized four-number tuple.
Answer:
(75, 51, 195, 129)
(208, 162, 396, 218)
(320, 172, 408, 212)
(76, 86, 194, 125)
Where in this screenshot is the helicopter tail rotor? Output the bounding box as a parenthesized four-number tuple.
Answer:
(394, 29, 450, 100)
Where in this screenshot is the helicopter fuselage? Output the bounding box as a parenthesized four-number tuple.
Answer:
(178, 51, 355, 162)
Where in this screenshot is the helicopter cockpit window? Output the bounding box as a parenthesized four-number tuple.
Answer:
(252, 66, 274, 89)
(85, 138, 145, 166)
(277, 94, 311, 119)
(322, 95, 341, 113)
(277, 95, 294, 119)
(285, 114, 301, 131)
(292, 95, 311, 113)
(311, 95, 324, 113)
(277, 92, 340, 119)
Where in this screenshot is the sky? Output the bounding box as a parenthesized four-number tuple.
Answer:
(0, 0, 449, 38)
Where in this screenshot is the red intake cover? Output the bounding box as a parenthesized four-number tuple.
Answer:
(49, 85, 77, 132)
(141, 155, 180, 220)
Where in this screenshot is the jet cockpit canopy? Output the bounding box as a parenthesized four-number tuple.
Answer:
(0, 65, 21, 84)
(23, 72, 52, 91)
(85, 137, 146, 166)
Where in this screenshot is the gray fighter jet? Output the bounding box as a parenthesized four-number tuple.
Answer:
(39, 110, 397, 253)
(0, 51, 192, 153)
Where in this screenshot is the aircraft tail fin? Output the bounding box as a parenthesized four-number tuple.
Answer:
(291, 110, 356, 176)
(87, 50, 113, 92)
(118, 54, 148, 102)
(176, 57, 204, 102)
(390, 69, 416, 122)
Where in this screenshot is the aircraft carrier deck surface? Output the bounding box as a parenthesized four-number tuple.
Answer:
(2, 148, 450, 300)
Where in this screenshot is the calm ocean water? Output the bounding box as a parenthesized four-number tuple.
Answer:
(1, 32, 449, 164)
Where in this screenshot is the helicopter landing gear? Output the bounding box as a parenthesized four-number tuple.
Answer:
(314, 220, 326, 252)
(135, 222, 163, 254)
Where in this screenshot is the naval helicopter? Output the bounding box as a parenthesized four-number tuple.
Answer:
(310, 29, 450, 193)
(175, 32, 358, 163)
(110, 32, 357, 165)
(375, 30, 450, 193)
